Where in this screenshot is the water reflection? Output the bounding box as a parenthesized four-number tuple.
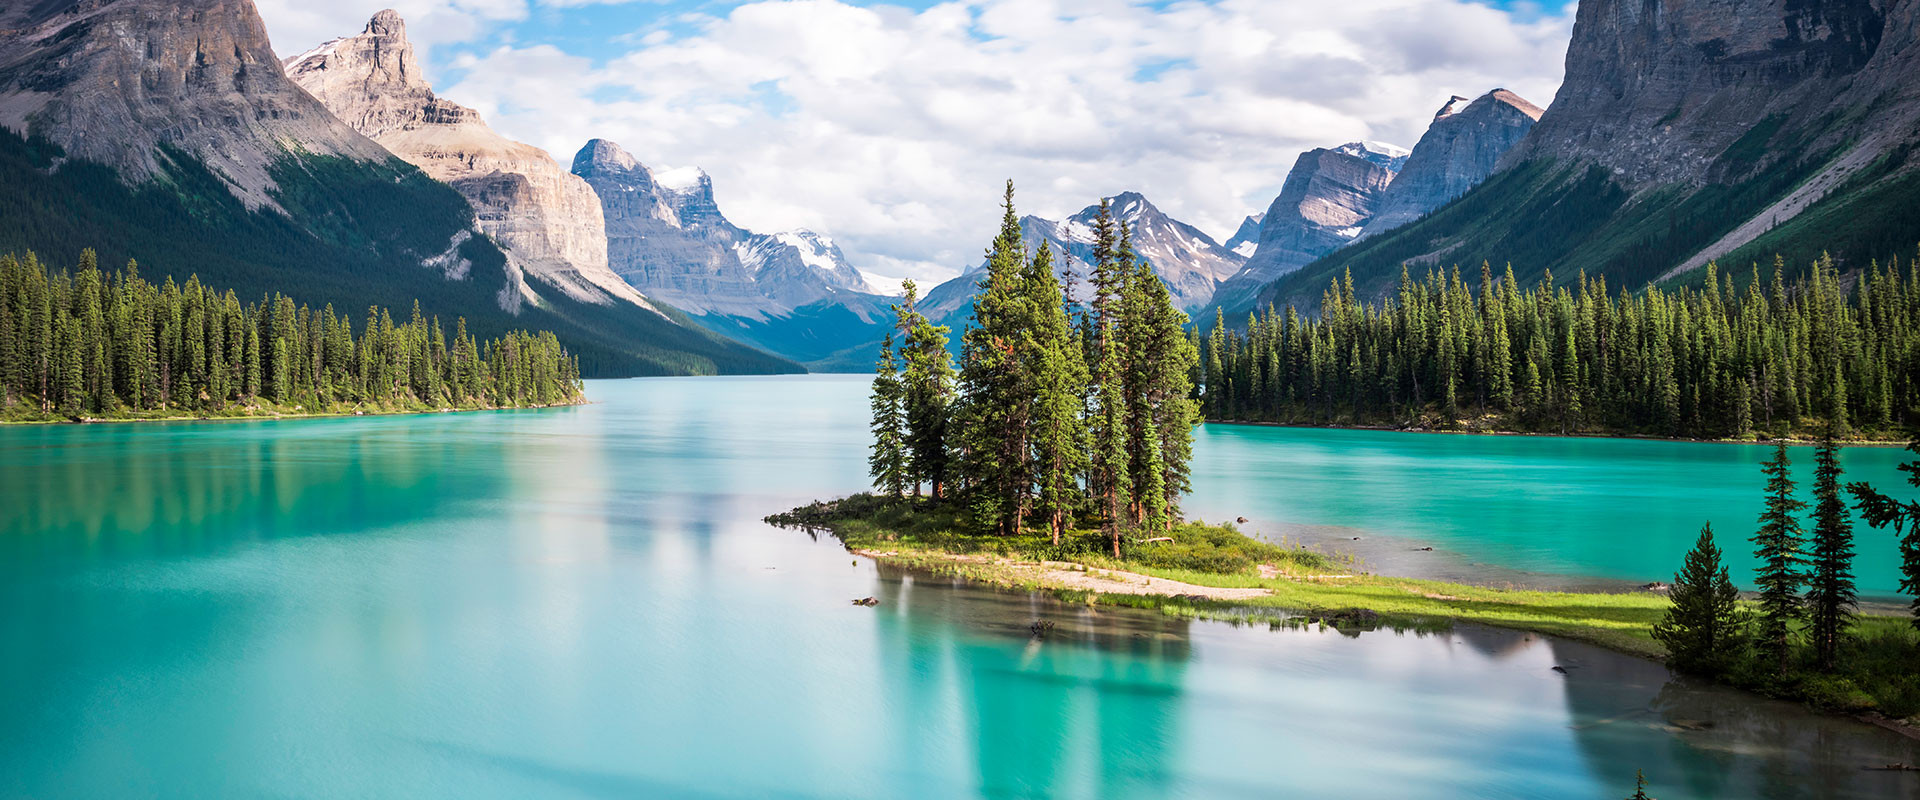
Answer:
(868, 566, 1192, 799)
(0, 415, 514, 565)
(4, 377, 1919, 800)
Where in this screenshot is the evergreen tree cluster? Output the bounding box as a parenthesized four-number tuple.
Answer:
(1657, 436, 1867, 679)
(868, 184, 1200, 553)
(0, 249, 582, 419)
(1205, 255, 1920, 439)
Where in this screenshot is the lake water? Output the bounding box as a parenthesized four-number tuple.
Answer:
(2, 375, 1916, 799)
(1190, 419, 1918, 599)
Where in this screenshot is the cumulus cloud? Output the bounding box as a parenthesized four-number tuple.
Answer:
(263, 0, 1573, 283)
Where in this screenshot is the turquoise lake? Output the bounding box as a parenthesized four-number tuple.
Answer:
(2, 375, 1916, 798)
(1189, 420, 1918, 599)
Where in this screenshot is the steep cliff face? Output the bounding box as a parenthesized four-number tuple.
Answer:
(570, 138, 890, 369)
(1251, 0, 1920, 315)
(570, 138, 872, 318)
(286, 11, 645, 312)
(1360, 89, 1543, 238)
(1209, 143, 1402, 313)
(570, 140, 766, 317)
(0, 0, 392, 211)
(1508, 0, 1888, 188)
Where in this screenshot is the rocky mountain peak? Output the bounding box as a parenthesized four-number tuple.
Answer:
(574, 138, 642, 175)
(1334, 141, 1411, 171)
(0, 0, 392, 210)
(1205, 144, 1403, 313)
(289, 10, 647, 313)
(1435, 95, 1473, 119)
(572, 138, 873, 319)
(1223, 214, 1265, 258)
(1358, 87, 1544, 239)
(367, 8, 407, 37)
(928, 191, 1243, 313)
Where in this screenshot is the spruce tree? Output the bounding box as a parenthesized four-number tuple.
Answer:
(1026, 242, 1089, 544)
(895, 280, 955, 501)
(1752, 442, 1808, 674)
(1806, 429, 1856, 671)
(954, 181, 1035, 534)
(1651, 524, 1746, 675)
(869, 333, 908, 498)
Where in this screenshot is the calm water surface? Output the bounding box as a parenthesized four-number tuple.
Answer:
(1190, 420, 1917, 597)
(1, 375, 1915, 799)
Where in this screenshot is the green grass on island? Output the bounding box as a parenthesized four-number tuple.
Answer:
(770, 493, 1920, 720)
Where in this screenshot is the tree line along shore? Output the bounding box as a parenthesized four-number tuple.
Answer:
(1203, 254, 1920, 442)
(0, 249, 583, 422)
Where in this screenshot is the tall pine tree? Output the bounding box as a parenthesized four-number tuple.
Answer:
(1753, 442, 1808, 674)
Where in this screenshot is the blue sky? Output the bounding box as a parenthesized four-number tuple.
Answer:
(260, 0, 1578, 283)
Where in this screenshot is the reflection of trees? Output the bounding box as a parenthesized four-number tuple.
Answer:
(867, 565, 1195, 798)
(1556, 637, 1920, 799)
(0, 419, 494, 565)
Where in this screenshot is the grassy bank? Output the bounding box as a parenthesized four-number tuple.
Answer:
(770, 493, 1920, 720)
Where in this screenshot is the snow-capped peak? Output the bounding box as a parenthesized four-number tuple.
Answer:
(654, 166, 708, 194)
(1334, 140, 1410, 171)
(773, 231, 841, 274)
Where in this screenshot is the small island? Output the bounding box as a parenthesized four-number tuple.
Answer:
(776, 186, 1920, 727)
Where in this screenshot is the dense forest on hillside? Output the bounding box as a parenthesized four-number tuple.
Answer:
(0, 128, 796, 378)
(1204, 255, 1919, 440)
(0, 249, 582, 421)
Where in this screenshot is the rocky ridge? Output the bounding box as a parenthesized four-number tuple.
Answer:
(1208, 142, 1405, 313)
(1360, 89, 1543, 239)
(921, 192, 1246, 320)
(571, 138, 874, 318)
(286, 11, 649, 313)
(0, 0, 393, 211)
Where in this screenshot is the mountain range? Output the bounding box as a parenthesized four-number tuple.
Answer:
(570, 138, 900, 370)
(0, 0, 793, 377)
(7, 0, 1915, 374)
(1237, 0, 1920, 315)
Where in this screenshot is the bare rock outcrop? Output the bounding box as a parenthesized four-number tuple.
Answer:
(286, 11, 649, 312)
(570, 138, 871, 317)
(0, 0, 392, 211)
(1360, 90, 1543, 239)
(1210, 142, 1403, 313)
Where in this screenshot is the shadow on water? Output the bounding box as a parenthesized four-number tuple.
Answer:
(1553, 637, 1920, 799)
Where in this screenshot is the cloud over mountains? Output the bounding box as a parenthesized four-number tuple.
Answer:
(259, 0, 1573, 283)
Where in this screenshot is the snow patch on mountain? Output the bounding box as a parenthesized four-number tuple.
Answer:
(654, 166, 708, 194)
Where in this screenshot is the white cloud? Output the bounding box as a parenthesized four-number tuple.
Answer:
(264, 0, 1574, 283)
(257, 0, 530, 58)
